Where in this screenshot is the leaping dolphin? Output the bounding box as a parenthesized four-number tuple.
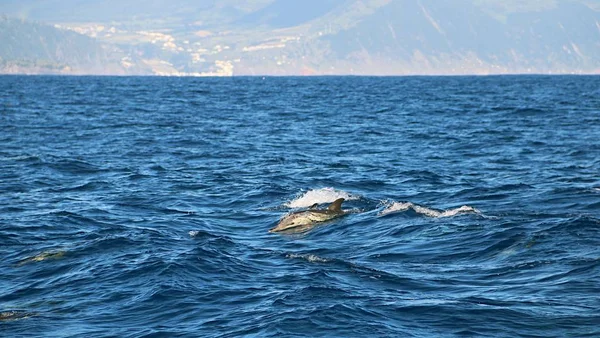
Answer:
(270, 198, 346, 233)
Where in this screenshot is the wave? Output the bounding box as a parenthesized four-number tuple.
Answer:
(284, 188, 360, 208)
(379, 201, 480, 218)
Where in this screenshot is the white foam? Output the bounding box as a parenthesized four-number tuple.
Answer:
(379, 201, 479, 218)
(378, 201, 414, 215)
(286, 253, 330, 263)
(285, 188, 359, 208)
(438, 205, 479, 217)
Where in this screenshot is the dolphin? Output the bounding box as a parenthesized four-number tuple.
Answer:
(0, 310, 35, 321)
(16, 250, 65, 266)
(270, 198, 346, 233)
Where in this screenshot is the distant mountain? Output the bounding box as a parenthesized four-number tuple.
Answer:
(1, 0, 599, 75)
(237, 0, 348, 29)
(318, 0, 600, 74)
(0, 16, 134, 75)
(0, 0, 271, 26)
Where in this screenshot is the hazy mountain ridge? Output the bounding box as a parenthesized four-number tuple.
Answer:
(317, 1, 600, 74)
(0, 16, 133, 75)
(1, 0, 599, 75)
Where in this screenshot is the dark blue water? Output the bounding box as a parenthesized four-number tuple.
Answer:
(1, 75, 599, 337)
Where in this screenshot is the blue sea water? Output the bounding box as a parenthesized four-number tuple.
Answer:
(1, 75, 599, 337)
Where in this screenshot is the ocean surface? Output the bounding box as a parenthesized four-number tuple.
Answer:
(1, 75, 599, 337)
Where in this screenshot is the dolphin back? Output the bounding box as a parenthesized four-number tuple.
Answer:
(327, 198, 345, 213)
(270, 198, 346, 233)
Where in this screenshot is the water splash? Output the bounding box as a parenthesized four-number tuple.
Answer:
(189, 231, 201, 238)
(284, 188, 359, 208)
(286, 253, 330, 263)
(379, 201, 479, 217)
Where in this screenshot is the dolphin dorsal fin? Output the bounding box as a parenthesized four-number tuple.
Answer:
(327, 198, 345, 212)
